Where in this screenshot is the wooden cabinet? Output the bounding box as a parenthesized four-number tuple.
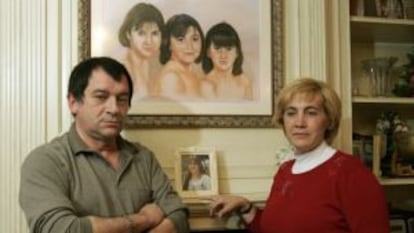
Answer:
(339, 2, 414, 187)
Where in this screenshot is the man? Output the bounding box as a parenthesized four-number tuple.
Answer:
(19, 57, 189, 233)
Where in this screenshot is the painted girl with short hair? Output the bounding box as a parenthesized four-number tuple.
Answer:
(202, 22, 253, 101)
(118, 3, 164, 100)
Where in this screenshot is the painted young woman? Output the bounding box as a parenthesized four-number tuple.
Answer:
(153, 14, 206, 101)
(118, 3, 164, 100)
(202, 22, 253, 101)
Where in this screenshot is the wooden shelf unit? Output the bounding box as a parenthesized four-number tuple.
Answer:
(347, 6, 414, 185)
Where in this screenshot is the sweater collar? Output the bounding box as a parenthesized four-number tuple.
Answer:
(292, 141, 336, 174)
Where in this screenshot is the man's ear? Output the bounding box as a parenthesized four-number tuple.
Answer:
(67, 94, 80, 116)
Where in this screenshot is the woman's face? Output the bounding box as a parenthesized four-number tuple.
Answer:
(207, 43, 237, 72)
(188, 159, 200, 175)
(127, 22, 161, 58)
(282, 93, 329, 154)
(169, 26, 202, 65)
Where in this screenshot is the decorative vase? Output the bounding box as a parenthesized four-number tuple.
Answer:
(361, 57, 398, 97)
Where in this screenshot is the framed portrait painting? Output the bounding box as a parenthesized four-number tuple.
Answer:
(78, 0, 283, 128)
(174, 147, 218, 198)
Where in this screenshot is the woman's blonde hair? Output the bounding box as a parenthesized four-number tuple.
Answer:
(273, 78, 342, 144)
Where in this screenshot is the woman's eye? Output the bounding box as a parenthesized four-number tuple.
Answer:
(284, 111, 296, 116)
(306, 110, 319, 116)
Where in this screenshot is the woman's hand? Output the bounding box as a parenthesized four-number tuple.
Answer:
(209, 195, 250, 218)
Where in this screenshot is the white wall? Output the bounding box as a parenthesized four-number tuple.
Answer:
(124, 128, 288, 198)
(0, 0, 330, 232)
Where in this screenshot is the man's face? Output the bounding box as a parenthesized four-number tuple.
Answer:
(68, 68, 130, 142)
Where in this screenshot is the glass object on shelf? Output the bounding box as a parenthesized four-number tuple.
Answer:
(350, 0, 365, 16)
(352, 85, 360, 96)
(404, 0, 414, 19)
(361, 57, 398, 97)
(392, 133, 414, 177)
(375, 111, 410, 177)
(383, 0, 405, 18)
(351, 77, 361, 96)
(393, 48, 414, 97)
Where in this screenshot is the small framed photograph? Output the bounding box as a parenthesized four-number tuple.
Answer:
(175, 147, 218, 198)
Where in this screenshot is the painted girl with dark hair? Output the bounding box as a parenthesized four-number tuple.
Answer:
(153, 14, 208, 100)
(118, 3, 164, 100)
(202, 22, 253, 101)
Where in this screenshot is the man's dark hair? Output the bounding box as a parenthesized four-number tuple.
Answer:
(67, 57, 133, 106)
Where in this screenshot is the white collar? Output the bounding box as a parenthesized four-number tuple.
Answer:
(292, 142, 336, 174)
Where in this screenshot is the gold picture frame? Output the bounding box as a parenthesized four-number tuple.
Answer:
(77, 0, 283, 128)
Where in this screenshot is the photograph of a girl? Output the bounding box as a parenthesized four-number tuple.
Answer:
(182, 155, 211, 191)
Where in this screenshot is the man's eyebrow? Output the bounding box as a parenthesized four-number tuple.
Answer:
(90, 89, 129, 96)
(118, 91, 130, 97)
(90, 89, 108, 94)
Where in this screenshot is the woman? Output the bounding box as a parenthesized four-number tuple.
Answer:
(202, 22, 253, 101)
(118, 3, 164, 100)
(153, 14, 207, 100)
(183, 156, 211, 191)
(209, 78, 389, 233)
